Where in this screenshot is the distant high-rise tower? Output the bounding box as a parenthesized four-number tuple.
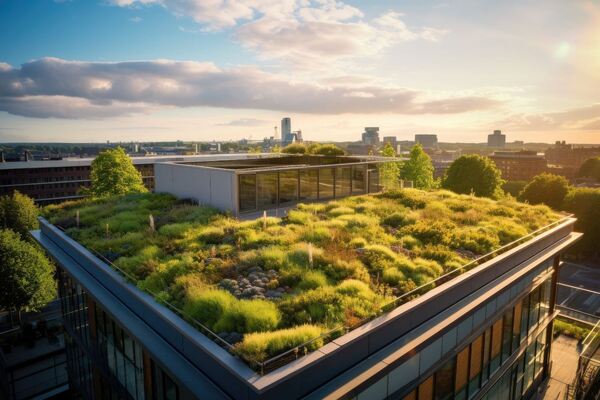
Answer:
(281, 117, 292, 145)
(415, 134, 438, 149)
(362, 127, 380, 145)
(488, 130, 506, 148)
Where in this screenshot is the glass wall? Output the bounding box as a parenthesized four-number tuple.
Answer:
(237, 162, 386, 212)
(299, 169, 318, 201)
(356, 275, 554, 400)
(318, 168, 335, 199)
(279, 170, 299, 205)
(238, 174, 256, 212)
(152, 360, 179, 400)
(257, 172, 278, 209)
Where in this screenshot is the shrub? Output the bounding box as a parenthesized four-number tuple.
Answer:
(298, 270, 328, 291)
(328, 206, 355, 217)
(235, 325, 323, 362)
(382, 212, 412, 228)
(382, 267, 405, 285)
(215, 299, 281, 333)
(183, 289, 236, 329)
(197, 226, 225, 244)
(400, 220, 455, 246)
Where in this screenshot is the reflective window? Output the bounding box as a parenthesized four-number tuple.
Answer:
(368, 164, 380, 193)
(238, 174, 256, 212)
(418, 375, 434, 400)
(152, 360, 180, 400)
(455, 346, 469, 399)
(319, 168, 334, 199)
(279, 170, 298, 205)
(512, 302, 522, 352)
(434, 358, 454, 400)
(299, 169, 318, 201)
(257, 172, 278, 209)
(490, 319, 503, 373)
(468, 335, 483, 397)
(335, 167, 352, 197)
(352, 165, 366, 194)
(501, 310, 513, 362)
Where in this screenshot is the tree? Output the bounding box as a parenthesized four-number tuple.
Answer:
(0, 229, 55, 314)
(518, 173, 570, 209)
(282, 143, 307, 154)
(502, 181, 528, 198)
(400, 144, 435, 189)
(89, 147, 147, 197)
(563, 188, 600, 256)
(578, 157, 600, 181)
(379, 143, 401, 189)
(0, 191, 39, 239)
(442, 155, 504, 198)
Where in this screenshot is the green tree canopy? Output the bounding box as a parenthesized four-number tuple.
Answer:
(442, 155, 504, 198)
(577, 157, 600, 181)
(502, 181, 528, 198)
(400, 144, 435, 189)
(379, 143, 401, 189)
(89, 147, 147, 197)
(281, 143, 307, 154)
(0, 229, 55, 312)
(0, 191, 39, 239)
(518, 173, 570, 209)
(563, 188, 600, 256)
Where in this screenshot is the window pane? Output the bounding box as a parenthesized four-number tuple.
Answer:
(257, 172, 278, 209)
(368, 164, 380, 193)
(403, 390, 416, 400)
(239, 174, 256, 212)
(418, 375, 434, 400)
(512, 302, 522, 352)
(352, 165, 366, 194)
(299, 169, 318, 201)
(520, 294, 530, 341)
(335, 167, 351, 197)
(482, 328, 491, 383)
(501, 309, 513, 362)
(469, 335, 483, 398)
(279, 170, 298, 205)
(318, 168, 334, 199)
(528, 288, 540, 332)
(490, 319, 503, 373)
(434, 358, 454, 400)
(455, 346, 470, 396)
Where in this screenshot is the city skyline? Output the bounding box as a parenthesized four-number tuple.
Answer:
(1, 0, 600, 144)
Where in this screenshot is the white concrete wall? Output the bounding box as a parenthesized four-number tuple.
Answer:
(155, 163, 237, 213)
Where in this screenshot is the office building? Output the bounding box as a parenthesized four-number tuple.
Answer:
(155, 154, 396, 215)
(362, 127, 380, 146)
(33, 153, 583, 399)
(0, 154, 259, 204)
(415, 134, 438, 149)
(544, 141, 600, 169)
(490, 151, 547, 181)
(488, 130, 506, 148)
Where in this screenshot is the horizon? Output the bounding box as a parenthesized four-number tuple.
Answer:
(1, 1, 600, 144)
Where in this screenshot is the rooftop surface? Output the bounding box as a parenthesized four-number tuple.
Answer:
(43, 189, 560, 368)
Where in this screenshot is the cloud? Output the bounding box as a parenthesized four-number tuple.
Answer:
(218, 118, 269, 127)
(111, 1, 448, 65)
(130, 16, 143, 23)
(0, 58, 498, 119)
(497, 103, 600, 131)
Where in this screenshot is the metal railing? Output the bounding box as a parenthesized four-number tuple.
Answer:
(567, 319, 600, 399)
(55, 213, 573, 375)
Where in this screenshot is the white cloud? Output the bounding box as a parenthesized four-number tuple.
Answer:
(497, 103, 600, 131)
(0, 58, 498, 119)
(218, 118, 268, 126)
(111, 1, 448, 66)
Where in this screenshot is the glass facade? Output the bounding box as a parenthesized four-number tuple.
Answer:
(57, 268, 180, 400)
(355, 270, 554, 400)
(237, 163, 375, 212)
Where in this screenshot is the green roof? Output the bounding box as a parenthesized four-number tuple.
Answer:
(44, 189, 560, 366)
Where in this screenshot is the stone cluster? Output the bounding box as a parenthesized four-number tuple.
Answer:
(218, 267, 288, 300)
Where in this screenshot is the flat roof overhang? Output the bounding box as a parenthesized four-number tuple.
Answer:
(32, 215, 579, 400)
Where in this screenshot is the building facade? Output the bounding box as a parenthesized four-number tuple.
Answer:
(362, 128, 380, 146)
(415, 134, 438, 149)
(489, 151, 547, 181)
(0, 154, 263, 204)
(487, 130, 506, 148)
(33, 210, 580, 400)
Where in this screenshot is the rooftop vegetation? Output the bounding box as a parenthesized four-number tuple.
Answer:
(44, 189, 560, 365)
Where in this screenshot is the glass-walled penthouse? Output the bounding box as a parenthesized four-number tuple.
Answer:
(238, 163, 381, 213)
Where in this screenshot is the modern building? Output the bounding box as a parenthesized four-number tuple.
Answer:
(0, 154, 263, 204)
(488, 130, 506, 148)
(32, 193, 582, 400)
(544, 141, 600, 169)
(415, 134, 438, 149)
(154, 154, 399, 215)
(489, 151, 547, 181)
(362, 127, 380, 146)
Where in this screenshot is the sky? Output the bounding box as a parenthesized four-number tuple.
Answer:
(0, 0, 599, 144)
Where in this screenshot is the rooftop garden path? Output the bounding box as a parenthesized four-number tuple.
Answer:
(44, 189, 560, 366)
